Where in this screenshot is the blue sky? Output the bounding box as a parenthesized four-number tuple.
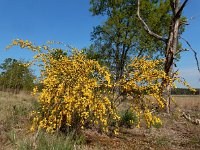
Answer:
(0, 0, 199, 88)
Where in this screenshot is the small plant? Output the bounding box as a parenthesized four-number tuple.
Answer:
(8, 105, 29, 125)
(152, 119, 162, 128)
(3, 104, 29, 131)
(6, 130, 17, 145)
(119, 109, 139, 128)
(18, 139, 34, 150)
(12, 105, 28, 116)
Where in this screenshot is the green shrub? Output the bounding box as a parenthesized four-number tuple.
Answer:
(119, 109, 139, 128)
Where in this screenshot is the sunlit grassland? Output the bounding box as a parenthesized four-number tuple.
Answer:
(173, 95, 200, 109)
(0, 91, 88, 150)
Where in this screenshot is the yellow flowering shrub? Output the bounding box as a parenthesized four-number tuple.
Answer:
(117, 57, 195, 128)
(33, 52, 121, 133)
(8, 39, 119, 133)
(117, 57, 170, 127)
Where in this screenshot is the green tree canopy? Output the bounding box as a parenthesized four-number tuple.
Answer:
(89, 0, 183, 80)
(0, 58, 35, 93)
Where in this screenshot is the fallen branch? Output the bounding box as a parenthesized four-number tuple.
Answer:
(182, 112, 200, 125)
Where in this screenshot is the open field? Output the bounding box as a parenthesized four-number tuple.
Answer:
(0, 91, 200, 150)
(173, 95, 200, 110)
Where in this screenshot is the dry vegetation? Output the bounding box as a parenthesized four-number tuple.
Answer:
(0, 91, 200, 150)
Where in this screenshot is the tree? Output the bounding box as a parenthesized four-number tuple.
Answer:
(90, 0, 172, 81)
(137, 0, 190, 113)
(82, 45, 106, 65)
(0, 58, 35, 93)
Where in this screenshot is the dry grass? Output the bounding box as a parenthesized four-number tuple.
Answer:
(0, 91, 84, 150)
(0, 92, 200, 150)
(0, 91, 35, 122)
(0, 91, 37, 150)
(173, 95, 200, 110)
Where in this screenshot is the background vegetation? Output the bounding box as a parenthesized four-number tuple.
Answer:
(0, 58, 35, 94)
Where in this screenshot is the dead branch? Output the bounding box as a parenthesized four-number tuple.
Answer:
(182, 112, 200, 125)
(176, 0, 189, 18)
(178, 48, 189, 53)
(137, 0, 167, 43)
(180, 36, 200, 74)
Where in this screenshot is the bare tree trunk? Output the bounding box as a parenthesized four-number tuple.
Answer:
(163, 0, 188, 113)
(137, 0, 189, 113)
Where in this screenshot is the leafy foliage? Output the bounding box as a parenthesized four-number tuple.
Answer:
(119, 109, 139, 128)
(0, 58, 35, 93)
(89, 0, 173, 80)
